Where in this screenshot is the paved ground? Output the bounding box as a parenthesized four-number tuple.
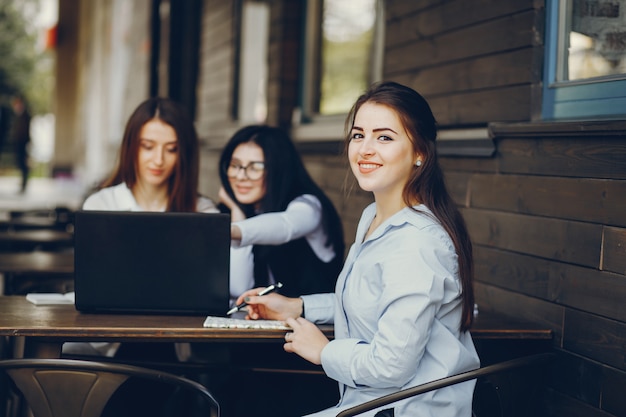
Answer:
(0, 175, 87, 212)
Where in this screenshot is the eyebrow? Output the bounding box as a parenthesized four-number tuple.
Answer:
(230, 158, 264, 164)
(139, 138, 178, 145)
(351, 126, 399, 134)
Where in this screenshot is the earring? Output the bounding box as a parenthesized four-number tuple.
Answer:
(415, 160, 422, 167)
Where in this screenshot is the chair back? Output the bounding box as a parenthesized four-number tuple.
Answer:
(336, 352, 554, 417)
(0, 358, 219, 417)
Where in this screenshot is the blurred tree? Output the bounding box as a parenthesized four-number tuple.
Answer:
(0, 0, 53, 115)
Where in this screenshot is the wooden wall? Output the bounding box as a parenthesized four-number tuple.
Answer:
(382, 1, 625, 415)
(385, 0, 544, 125)
(441, 121, 626, 417)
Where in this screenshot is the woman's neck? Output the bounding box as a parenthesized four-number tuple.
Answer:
(365, 192, 420, 240)
(132, 181, 169, 211)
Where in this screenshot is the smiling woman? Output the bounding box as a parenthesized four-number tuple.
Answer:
(236, 82, 478, 417)
(216, 124, 345, 302)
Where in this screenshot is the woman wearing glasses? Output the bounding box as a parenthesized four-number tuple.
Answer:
(218, 125, 345, 301)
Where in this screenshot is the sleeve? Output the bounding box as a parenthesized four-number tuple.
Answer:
(82, 191, 108, 210)
(228, 245, 255, 300)
(300, 293, 336, 324)
(321, 227, 459, 389)
(233, 195, 322, 247)
(196, 196, 219, 213)
(82, 184, 135, 211)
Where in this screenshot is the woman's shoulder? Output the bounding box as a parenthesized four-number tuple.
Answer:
(196, 195, 219, 213)
(402, 206, 455, 249)
(291, 194, 322, 208)
(82, 183, 131, 210)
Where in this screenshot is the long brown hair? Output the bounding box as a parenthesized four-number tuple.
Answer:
(345, 82, 475, 331)
(103, 97, 199, 212)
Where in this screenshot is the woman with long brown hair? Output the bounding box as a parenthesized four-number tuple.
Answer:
(237, 82, 479, 417)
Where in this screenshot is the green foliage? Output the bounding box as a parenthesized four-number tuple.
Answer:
(320, 29, 373, 115)
(0, 0, 53, 114)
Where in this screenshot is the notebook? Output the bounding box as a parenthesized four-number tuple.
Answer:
(202, 316, 290, 330)
(73, 210, 230, 316)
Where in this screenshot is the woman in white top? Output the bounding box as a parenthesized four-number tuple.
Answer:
(238, 82, 480, 417)
(65, 97, 217, 358)
(83, 97, 217, 214)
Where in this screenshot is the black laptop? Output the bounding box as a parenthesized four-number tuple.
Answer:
(73, 210, 230, 316)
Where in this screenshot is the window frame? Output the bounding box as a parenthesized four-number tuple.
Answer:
(292, 0, 384, 142)
(542, 0, 626, 120)
(236, 0, 270, 124)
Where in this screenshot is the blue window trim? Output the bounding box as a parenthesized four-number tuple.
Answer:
(542, 1, 626, 120)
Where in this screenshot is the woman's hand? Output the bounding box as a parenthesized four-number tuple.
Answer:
(218, 187, 246, 222)
(283, 317, 329, 365)
(235, 289, 303, 321)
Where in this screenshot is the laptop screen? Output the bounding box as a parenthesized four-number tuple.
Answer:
(73, 210, 230, 316)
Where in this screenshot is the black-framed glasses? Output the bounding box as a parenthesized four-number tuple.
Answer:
(226, 161, 265, 180)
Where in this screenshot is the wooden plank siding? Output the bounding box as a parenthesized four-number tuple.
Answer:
(603, 227, 626, 275)
(468, 174, 626, 227)
(448, 124, 626, 416)
(384, 0, 544, 126)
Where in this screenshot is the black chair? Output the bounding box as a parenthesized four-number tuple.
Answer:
(336, 352, 554, 417)
(0, 358, 220, 417)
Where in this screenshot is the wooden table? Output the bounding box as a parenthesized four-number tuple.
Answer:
(0, 296, 331, 358)
(0, 251, 74, 275)
(0, 229, 74, 251)
(0, 297, 553, 417)
(470, 310, 553, 340)
(0, 251, 74, 295)
(0, 218, 65, 231)
(0, 296, 551, 359)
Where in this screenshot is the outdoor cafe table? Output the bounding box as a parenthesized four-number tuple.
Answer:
(0, 251, 74, 276)
(0, 296, 551, 360)
(0, 229, 74, 252)
(0, 252, 74, 295)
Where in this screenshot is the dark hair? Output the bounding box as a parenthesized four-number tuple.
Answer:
(345, 81, 474, 331)
(103, 97, 200, 212)
(219, 125, 344, 255)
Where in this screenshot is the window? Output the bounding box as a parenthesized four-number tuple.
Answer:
(295, 0, 383, 140)
(237, 1, 269, 123)
(543, 0, 626, 119)
(318, 0, 380, 115)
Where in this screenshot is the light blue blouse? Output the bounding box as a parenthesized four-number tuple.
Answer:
(302, 203, 480, 417)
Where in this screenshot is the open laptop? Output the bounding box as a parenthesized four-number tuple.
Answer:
(73, 210, 230, 316)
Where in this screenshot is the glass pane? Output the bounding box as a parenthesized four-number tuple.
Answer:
(319, 0, 376, 115)
(561, 0, 626, 81)
(239, 2, 269, 123)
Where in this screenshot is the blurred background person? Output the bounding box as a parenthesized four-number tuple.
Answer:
(9, 94, 31, 193)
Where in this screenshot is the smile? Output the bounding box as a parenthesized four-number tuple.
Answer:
(235, 185, 253, 193)
(358, 162, 381, 173)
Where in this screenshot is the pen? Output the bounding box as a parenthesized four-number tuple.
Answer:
(226, 282, 283, 315)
